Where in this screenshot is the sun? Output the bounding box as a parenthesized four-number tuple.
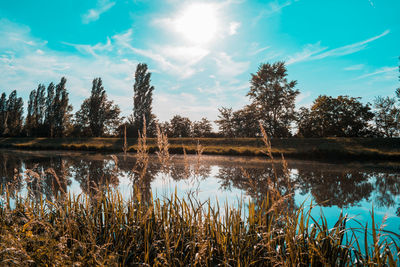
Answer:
(174, 3, 219, 44)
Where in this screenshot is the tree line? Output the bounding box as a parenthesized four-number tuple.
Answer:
(0, 61, 399, 138)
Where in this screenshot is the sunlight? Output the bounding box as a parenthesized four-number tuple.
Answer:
(174, 3, 219, 44)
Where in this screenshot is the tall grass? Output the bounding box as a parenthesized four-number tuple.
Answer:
(0, 123, 399, 266)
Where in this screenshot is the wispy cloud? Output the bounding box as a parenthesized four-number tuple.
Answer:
(63, 37, 113, 56)
(249, 43, 271, 56)
(355, 66, 397, 80)
(214, 52, 250, 81)
(287, 30, 390, 65)
(112, 30, 208, 79)
(344, 64, 364, 71)
(252, 0, 298, 26)
(82, 0, 116, 24)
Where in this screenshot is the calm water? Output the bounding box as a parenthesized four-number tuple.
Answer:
(1, 149, 399, 247)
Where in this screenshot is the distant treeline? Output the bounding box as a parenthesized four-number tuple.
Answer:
(1, 61, 399, 138)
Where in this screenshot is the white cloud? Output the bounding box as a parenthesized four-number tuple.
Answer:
(287, 30, 390, 65)
(355, 66, 397, 80)
(82, 0, 116, 24)
(63, 37, 113, 57)
(156, 45, 209, 66)
(249, 43, 271, 56)
(154, 93, 219, 122)
(344, 64, 365, 71)
(286, 42, 327, 65)
(0, 20, 136, 115)
(112, 30, 209, 79)
(229, 21, 240, 35)
(214, 52, 250, 81)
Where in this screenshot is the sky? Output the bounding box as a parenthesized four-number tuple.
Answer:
(0, 0, 399, 123)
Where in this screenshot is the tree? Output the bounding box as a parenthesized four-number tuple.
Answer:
(25, 90, 36, 136)
(297, 95, 374, 137)
(52, 77, 73, 137)
(75, 78, 122, 136)
(133, 63, 154, 131)
(5, 90, 24, 136)
(170, 115, 192, 137)
(215, 107, 235, 137)
(44, 82, 56, 137)
(248, 62, 299, 137)
(232, 104, 260, 137)
(373, 97, 399, 137)
(25, 84, 46, 136)
(192, 118, 212, 137)
(0, 93, 8, 136)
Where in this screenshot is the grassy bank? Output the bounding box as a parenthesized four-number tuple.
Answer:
(1, 136, 400, 161)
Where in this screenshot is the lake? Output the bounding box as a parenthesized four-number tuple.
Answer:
(1, 149, 399, 248)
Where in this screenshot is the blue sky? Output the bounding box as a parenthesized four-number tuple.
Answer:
(0, 0, 399, 123)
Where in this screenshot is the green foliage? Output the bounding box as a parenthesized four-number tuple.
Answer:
(191, 117, 212, 137)
(133, 63, 154, 131)
(53, 77, 73, 137)
(4, 90, 24, 136)
(75, 78, 122, 137)
(232, 104, 260, 137)
(298, 95, 374, 137)
(248, 62, 299, 137)
(215, 107, 235, 137)
(169, 115, 192, 137)
(25, 84, 46, 136)
(0, 93, 8, 135)
(373, 96, 399, 137)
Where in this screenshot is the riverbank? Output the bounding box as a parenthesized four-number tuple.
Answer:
(0, 137, 399, 161)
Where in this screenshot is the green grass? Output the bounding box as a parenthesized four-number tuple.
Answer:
(1, 137, 400, 160)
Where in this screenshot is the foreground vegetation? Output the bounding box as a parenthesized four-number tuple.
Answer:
(1, 136, 400, 161)
(1, 186, 399, 266)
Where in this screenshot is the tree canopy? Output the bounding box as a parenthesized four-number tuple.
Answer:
(133, 63, 154, 131)
(248, 62, 299, 137)
(297, 95, 374, 137)
(75, 78, 122, 137)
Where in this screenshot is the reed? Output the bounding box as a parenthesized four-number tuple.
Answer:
(0, 187, 398, 266)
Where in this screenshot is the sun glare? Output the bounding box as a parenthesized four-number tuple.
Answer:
(174, 3, 219, 44)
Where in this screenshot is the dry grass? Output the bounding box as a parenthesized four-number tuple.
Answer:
(1, 136, 399, 161)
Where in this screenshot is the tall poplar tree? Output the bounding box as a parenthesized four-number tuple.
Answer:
(53, 77, 72, 137)
(0, 93, 8, 136)
(45, 82, 56, 137)
(133, 63, 154, 130)
(6, 90, 24, 136)
(75, 78, 122, 136)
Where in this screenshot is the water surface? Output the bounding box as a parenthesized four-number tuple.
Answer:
(1, 149, 399, 247)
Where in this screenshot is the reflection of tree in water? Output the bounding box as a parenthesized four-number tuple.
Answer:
(0, 153, 24, 199)
(1, 151, 399, 216)
(216, 163, 295, 211)
(128, 160, 160, 204)
(168, 161, 211, 181)
(373, 172, 400, 215)
(296, 169, 374, 208)
(72, 157, 120, 195)
(24, 156, 71, 201)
